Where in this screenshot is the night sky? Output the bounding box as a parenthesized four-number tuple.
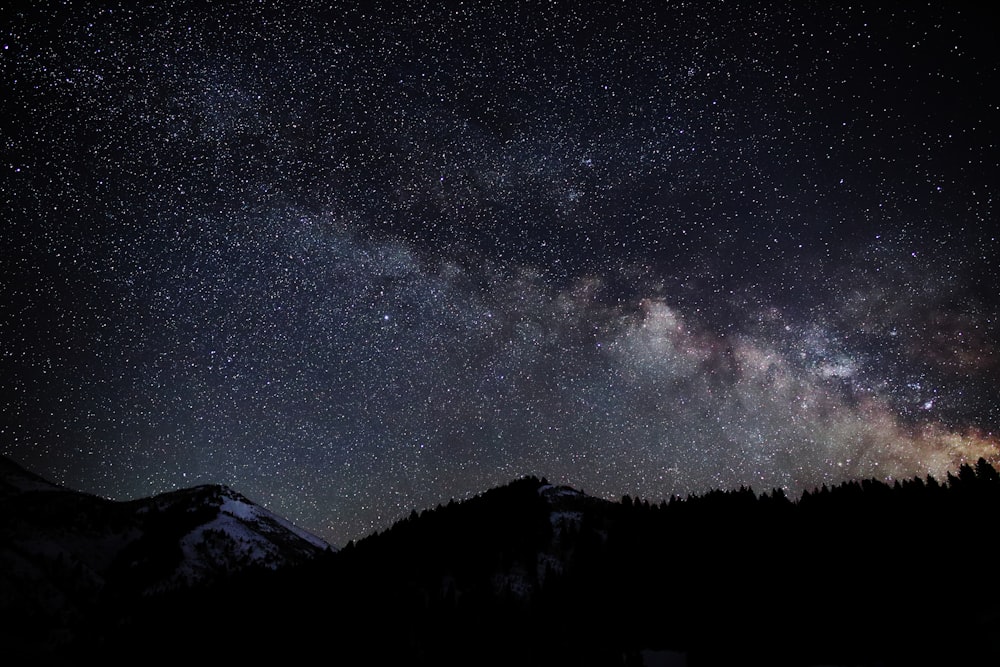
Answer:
(2, 1, 998, 545)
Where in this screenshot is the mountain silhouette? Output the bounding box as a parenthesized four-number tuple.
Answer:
(0, 455, 330, 663)
(4, 457, 1000, 666)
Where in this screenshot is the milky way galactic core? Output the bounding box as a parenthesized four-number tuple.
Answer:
(2, 1, 997, 543)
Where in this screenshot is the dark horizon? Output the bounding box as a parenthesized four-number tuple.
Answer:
(6, 458, 1000, 666)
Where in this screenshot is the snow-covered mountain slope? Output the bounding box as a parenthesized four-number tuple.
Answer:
(0, 456, 332, 607)
(135, 483, 332, 589)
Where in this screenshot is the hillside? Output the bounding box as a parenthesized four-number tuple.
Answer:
(0, 456, 331, 662)
(4, 457, 1000, 665)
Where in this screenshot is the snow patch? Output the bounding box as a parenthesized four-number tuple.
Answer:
(549, 510, 583, 527)
(220, 494, 258, 521)
(540, 484, 585, 500)
(537, 552, 563, 583)
(219, 490, 330, 550)
(493, 566, 533, 599)
(153, 487, 331, 590)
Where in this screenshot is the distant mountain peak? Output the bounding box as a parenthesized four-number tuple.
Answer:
(0, 457, 333, 617)
(0, 455, 66, 496)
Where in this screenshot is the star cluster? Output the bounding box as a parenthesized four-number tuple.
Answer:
(2, 1, 997, 544)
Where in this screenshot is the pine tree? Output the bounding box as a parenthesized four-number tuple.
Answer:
(975, 458, 999, 483)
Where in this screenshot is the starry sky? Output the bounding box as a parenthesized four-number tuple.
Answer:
(2, 0, 998, 545)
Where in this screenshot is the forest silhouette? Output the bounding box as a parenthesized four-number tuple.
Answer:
(11, 460, 1000, 666)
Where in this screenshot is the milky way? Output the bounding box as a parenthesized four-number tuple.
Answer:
(2, 1, 998, 544)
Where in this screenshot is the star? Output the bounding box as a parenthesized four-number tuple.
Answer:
(0, 0, 997, 546)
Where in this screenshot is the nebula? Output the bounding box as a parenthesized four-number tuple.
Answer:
(1, 1, 996, 544)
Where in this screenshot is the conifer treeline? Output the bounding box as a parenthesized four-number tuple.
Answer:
(64, 461, 1000, 666)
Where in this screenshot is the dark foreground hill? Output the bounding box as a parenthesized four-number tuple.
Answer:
(0, 456, 331, 663)
(4, 456, 1000, 666)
